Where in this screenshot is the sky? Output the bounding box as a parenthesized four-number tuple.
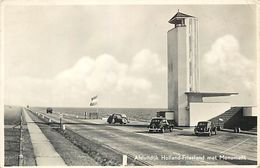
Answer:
(3, 4, 257, 108)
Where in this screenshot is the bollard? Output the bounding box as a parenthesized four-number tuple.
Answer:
(60, 117, 63, 131)
(49, 118, 52, 123)
(76, 115, 78, 119)
(63, 124, 66, 131)
(19, 154, 23, 159)
(122, 155, 127, 166)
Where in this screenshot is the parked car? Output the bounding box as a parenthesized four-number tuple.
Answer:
(46, 107, 53, 114)
(107, 113, 129, 124)
(194, 121, 217, 136)
(148, 117, 174, 133)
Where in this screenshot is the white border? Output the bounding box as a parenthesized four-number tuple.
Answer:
(0, 1, 259, 168)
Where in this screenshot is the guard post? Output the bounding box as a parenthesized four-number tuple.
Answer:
(85, 112, 87, 119)
(60, 113, 63, 131)
(122, 155, 127, 166)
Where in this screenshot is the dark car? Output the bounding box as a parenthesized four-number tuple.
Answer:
(46, 107, 53, 114)
(194, 121, 217, 136)
(148, 118, 174, 133)
(107, 113, 129, 124)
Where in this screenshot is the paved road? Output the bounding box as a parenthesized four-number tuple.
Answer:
(32, 110, 257, 165)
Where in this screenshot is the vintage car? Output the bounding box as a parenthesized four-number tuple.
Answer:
(46, 107, 53, 114)
(107, 113, 129, 124)
(148, 117, 174, 133)
(194, 121, 217, 136)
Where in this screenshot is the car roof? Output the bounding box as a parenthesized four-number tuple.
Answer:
(198, 121, 211, 123)
(157, 111, 175, 113)
(152, 117, 165, 120)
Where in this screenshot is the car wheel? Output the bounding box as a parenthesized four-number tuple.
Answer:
(169, 127, 173, 132)
(161, 128, 165, 133)
(122, 117, 127, 124)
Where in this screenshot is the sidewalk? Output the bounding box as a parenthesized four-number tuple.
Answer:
(22, 108, 67, 166)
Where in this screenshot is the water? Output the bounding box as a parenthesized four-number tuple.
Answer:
(30, 107, 167, 122)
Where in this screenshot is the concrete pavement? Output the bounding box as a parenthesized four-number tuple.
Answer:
(22, 108, 66, 166)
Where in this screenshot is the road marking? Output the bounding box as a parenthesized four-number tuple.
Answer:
(220, 138, 249, 154)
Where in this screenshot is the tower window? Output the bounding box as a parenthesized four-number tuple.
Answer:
(175, 19, 185, 27)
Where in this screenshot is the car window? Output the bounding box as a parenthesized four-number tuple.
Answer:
(151, 119, 162, 123)
(198, 122, 207, 126)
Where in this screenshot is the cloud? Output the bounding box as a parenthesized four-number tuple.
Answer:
(5, 49, 166, 107)
(130, 49, 166, 76)
(201, 34, 256, 105)
(55, 53, 152, 94)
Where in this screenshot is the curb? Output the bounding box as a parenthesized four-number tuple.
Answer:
(220, 129, 257, 136)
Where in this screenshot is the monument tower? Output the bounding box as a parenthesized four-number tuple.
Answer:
(168, 11, 238, 127)
(167, 11, 199, 126)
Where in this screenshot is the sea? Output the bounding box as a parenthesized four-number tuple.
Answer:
(30, 107, 167, 122)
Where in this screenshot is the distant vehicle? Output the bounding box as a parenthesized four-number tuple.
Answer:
(148, 117, 174, 133)
(107, 113, 129, 124)
(156, 111, 175, 120)
(46, 107, 53, 114)
(194, 121, 217, 136)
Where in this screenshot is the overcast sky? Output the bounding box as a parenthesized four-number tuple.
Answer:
(3, 4, 257, 107)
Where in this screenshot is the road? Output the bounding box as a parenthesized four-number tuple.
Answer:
(31, 109, 257, 165)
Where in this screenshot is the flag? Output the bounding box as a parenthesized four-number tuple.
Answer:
(91, 95, 98, 101)
(90, 95, 98, 106)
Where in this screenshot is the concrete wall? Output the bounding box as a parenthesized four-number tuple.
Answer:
(168, 26, 189, 126)
(167, 18, 199, 126)
(168, 28, 179, 121)
(177, 27, 189, 126)
(243, 107, 257, 116)
(189, 102, 231, 126)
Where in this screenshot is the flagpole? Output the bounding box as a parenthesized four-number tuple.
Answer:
(90, 95, 98, 118)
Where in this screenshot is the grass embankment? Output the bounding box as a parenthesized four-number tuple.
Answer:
(4, 106, 36, 166)
(4, 128, 20, 166)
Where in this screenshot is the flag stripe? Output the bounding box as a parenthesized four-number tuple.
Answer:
(90, 102, 98, 106)
(91, 95, 98, 101)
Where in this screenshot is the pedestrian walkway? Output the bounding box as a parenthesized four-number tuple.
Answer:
(22, 108, 66, 166)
